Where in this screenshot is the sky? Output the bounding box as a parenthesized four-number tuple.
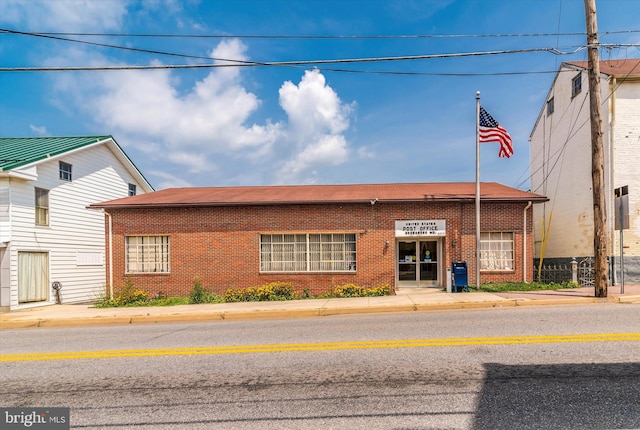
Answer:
(1, 0, 639, 191)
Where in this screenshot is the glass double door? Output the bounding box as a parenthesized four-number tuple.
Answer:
(397, 240, 439, 287)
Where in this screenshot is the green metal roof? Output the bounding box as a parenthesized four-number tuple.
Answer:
(0, 135, 112, 171)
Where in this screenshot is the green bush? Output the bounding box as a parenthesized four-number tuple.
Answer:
(97, 277, 150, 307)
(329, 283, 392, 298)
(93, 294, 117, 308)
(224, 281, 296, 302)
(188, 278, 224, 304)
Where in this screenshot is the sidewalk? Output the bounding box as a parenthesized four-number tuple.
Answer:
(1, 285, 639, 329)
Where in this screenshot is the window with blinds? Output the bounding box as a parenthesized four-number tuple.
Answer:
(126, 236, 170, 273)
(261, 233, 356, 272)
(480, 232, 514, 271)
(35, 187, 49, 226)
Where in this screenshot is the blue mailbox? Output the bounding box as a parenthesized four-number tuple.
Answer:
(452, 261, 469, 292)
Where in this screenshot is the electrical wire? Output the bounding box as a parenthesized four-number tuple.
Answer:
(1, 27, 637, 74)
(4, 29, 639, 39)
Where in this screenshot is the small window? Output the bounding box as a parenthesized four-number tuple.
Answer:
(126, 236, 170, 273)
(546, 97, 554, 116)
(59, 161, 72, 181)
(35, 188, 49, 226)
(480, 232, 514, 271)
(128, 183, 137, 196)
(571, 73, 582, 98)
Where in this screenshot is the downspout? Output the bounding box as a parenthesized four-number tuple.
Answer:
(523, 201, 532, 282)
(104, 211, 113, 299)
(608, 76, 616, 284)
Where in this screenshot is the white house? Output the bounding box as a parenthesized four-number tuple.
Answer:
(530, 58, 640, 283)
(0, 136, 153, 311)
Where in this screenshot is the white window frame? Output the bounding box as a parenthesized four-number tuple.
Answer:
(260, 233, 356, 272)
(128, 183, 137, 196)
(480, 232, 514, 271)
(126, 236, 170, 273)
(35, 187, 49, 226)
(59, 161, 72, 181)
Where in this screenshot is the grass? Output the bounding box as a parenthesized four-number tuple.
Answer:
(476, 281, 579, 293)
(94, 296, 190, 308)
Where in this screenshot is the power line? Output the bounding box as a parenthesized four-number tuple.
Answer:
(2, 27, 637, 74)
(3, 30, 639, 39)
(2, 27, 583, 64)
(5, 46, 639, 73)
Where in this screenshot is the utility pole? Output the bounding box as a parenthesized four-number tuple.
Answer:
(584, 0, 608, 297)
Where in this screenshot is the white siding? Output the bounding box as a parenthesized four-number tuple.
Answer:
(611, 79, 640, 256)
(0, 247, 9, 309)
(531, 67, 640, 262)
(531, 67, 602, 258)
(3, 143, 149, 309)
(0, 179, 9, 243)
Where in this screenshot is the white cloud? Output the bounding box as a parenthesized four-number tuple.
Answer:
(275, 69, 354, 183)
(93, 40, 281, 159)
(76, 43, 355, 185)
(167, 150, 211, 174)
(0, 0, 127, 32)
(141, 0, 183, 15)
(146, 169, 194, 189)
(357, 146, 376, 159)
(277, 134, 349, 184)
(29, 124, 49, 135)
(279, 69, 352, 137)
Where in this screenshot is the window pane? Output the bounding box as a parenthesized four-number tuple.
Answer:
(260, 234, 306, 272)
(261, 233, 355, 272)
(126, 236, 170, 273)
(35, 188, 49, 226)
(59, 161, 72, 181)
(480, 232, 513, 271)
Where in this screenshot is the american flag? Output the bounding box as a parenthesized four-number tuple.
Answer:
(479, 106, 513, 158)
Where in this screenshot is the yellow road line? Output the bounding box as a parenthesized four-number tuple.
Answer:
(2, 333, 639, 362)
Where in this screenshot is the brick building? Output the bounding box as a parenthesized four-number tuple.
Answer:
(89, 182, 547, 297)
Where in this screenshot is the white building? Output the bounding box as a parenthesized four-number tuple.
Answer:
(530, 58, 640, 283)
(0, 136, 153, 311)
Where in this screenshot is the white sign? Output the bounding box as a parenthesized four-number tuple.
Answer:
(614, 186, 629, 230)
(395, 220, 446, 237)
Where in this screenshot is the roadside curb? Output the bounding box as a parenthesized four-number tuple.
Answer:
(3, 295, 638, 329)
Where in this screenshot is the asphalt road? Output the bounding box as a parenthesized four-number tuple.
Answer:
(1, 304, 639, 429)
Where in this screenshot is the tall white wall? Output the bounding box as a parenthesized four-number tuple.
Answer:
(532, 68, 640, 268)
(4, 143, 149, 309)
(531, 66, 607, 259)
(611, 79, 640, 257)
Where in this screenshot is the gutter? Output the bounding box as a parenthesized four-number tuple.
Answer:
(523, 201, 533, 282)
(609, 76, 616, 283)
(89, 196, 548, 211)
(104, 211, 113, 299)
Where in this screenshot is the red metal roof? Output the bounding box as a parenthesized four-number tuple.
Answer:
(89, 182, 547, 209)
(565, 58, 640, 76)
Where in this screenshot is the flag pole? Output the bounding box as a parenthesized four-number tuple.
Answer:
(475, 91, 481, 290)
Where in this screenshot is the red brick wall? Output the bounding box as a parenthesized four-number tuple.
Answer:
(104, 201, 534, 297)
